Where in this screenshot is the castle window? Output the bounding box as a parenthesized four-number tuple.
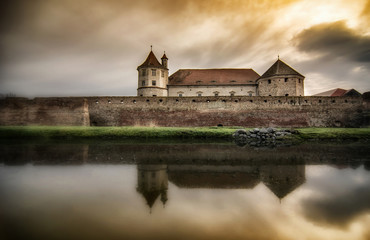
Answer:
(196, 80, 202, 84)
(268, 79, 271, 84)
(248, 91, 253, 97)
(214, 91, 219, 97)
(153, 95, 157, 97)
(319, 100, 322, 103)
(197, 92, 203, 97)
(161, 70, 164, 77)
(151, 69, 156, 76)
(179, 94, 182, 97)
(177, 91, 184, 97)
(285, 94, 289, 96)
(152, 80, 156, 86)
(141, 69, 146, 76)
(230, 91, 235, 97)
(142, 80, 145, 86)
(284, 78, 288, 82)
(230, 80, 237, 83)
(211, 80, 217, 83)
(298, 79, 301, 83)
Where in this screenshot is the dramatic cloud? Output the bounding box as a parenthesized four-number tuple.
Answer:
(0, 0, 369, 97)
(292, 21, 370, 95)
(293, 21, 370, 63)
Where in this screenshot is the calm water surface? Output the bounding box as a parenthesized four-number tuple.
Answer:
(0, 140, 369, 240)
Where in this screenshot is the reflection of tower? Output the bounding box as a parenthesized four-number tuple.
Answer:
(260, 165, 305, 200)
(137, 165, 168, 210)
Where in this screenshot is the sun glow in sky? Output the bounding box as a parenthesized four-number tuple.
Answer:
(0, 0, 369, 97)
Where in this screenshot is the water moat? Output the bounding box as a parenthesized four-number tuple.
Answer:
(0, 140, 369, 240)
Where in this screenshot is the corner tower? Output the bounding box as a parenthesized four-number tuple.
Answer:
(257, 58, 305, 96)
(137, 47, 169, 97)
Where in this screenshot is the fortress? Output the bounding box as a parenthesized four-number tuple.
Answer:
(0, 49, 369, 127)
(137, 49, 304, 97)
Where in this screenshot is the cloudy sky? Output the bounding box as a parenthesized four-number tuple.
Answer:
(0, 0, 369, 97)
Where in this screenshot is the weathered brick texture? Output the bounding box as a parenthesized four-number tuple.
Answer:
(0, 96, 368, 127)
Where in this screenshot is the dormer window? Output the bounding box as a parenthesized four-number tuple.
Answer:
(211, 80, 217, 83)
(230, 80, 237, 83)
(214, 91, 219, 97)
(230, 91, 235, 96)
(151, 69, 156, 76)
(197, 91, 203, 97)
(196, 80, 202, 84)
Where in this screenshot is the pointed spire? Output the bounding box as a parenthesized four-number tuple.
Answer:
(161, 51, 168, 60)
(137, 48, 165, 69)
(150, 45, 153, 51)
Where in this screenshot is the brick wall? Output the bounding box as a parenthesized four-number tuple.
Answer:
(0, 96, 368, 127)
(88, 96, 367, 127)
(0, 97, 89, 126)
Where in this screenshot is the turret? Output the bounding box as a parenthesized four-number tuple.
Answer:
(257, 58, 305, 96)
(161, 52, 168, 69)
(137, 47, 169, 97)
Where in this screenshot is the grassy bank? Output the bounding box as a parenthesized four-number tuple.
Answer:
(0, 126, 369, 140)
(0, 126, 237, 140)
(296, 128, 370, 140)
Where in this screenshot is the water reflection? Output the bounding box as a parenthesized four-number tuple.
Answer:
(0, 141, 370, 240)
(137, 165, 168, 209)
(137, 164, 305, 209)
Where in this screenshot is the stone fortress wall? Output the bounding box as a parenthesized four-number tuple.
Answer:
(1, 95, 369, 127)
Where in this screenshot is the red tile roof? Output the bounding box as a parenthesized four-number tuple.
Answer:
(313, 88, 361, 97)
(137, 51, 166, 69)
(168, 69, 260, 86)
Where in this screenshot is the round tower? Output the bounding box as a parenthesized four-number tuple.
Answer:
(137, 47, 169, 97)
(257, 58, 305, 96)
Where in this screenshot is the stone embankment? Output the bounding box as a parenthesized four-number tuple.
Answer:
(233, 128, 298, 147)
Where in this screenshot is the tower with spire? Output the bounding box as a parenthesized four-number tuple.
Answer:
(136, 164, 168, 211)
(257, 58, 305, 96)
(137, 46, 169, 97)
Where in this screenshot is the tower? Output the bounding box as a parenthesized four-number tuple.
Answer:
(137, 164, 168, 211)
(257, 58, 305, 96)
(137, 47, 169, 97)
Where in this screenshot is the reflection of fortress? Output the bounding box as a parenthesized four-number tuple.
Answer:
(137, 164, 305, 208)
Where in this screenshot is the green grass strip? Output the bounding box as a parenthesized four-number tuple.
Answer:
(0, 126, 237, 140)
(296, 128, 370, 140)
